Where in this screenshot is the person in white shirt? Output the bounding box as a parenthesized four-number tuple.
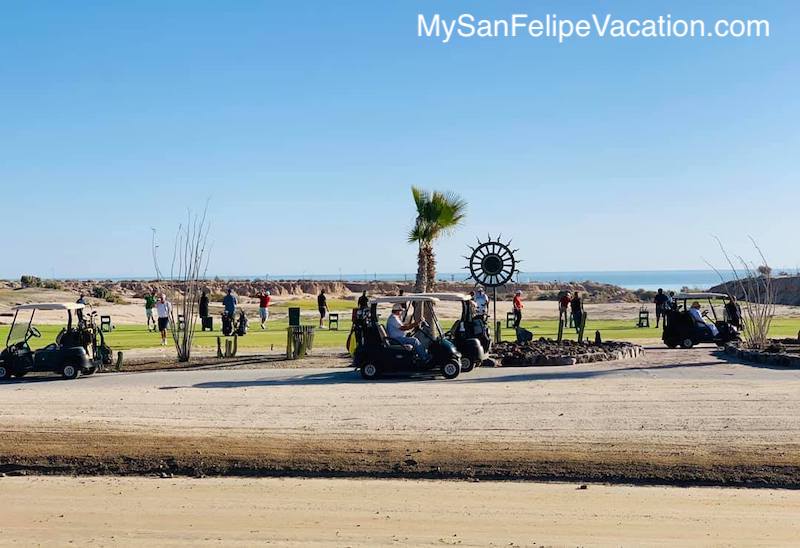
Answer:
(155, 294, 172, 346)
(473, 286, 490, 316)
(689, 301, 719, 337)
(386, 303, 428, 362)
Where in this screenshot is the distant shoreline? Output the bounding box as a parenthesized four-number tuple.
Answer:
(8, 268, 795, 291)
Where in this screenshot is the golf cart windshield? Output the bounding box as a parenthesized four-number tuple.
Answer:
(7, 309, 34, 346)
(370, 296, 445, 338)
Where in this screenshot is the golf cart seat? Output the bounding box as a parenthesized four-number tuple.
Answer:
(377, 325, 414, 352)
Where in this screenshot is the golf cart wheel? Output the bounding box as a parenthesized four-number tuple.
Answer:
(481, 358, 497, 368)
(665, 340, 678, 349)
(459, 357, 475, 373)
(680, 338, 694, 349)
(61, 364, 80, 380)
(360, 363, 380, 380)
(0, 364, 11, 380)
(442, 360, 460, 380)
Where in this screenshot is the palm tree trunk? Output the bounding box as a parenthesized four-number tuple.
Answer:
(414, 243, 427, 293)
(425, 244, 436, 292)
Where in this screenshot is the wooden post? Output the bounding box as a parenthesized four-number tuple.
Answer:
(115, 351, 124, 372)
(495, 320, 502, 343)
(578, 311, 588, 342)
(557, 317, 564, 342)
(216, 336, 223, 358)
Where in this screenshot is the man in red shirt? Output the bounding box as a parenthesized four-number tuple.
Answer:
(558, 291, 571, 328)
(512, 290, 523, 329)
(258, 290, 271, 329)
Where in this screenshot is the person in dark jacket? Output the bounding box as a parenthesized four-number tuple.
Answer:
(654, 288, 669, 328)
(725, 296, 743, 328)
(357, 291, 369, 309)
(318, 290, 328, 328)
(571, 292, 583, 333)
(199, 290, 209, 319)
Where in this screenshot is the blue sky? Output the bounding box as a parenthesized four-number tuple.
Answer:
(1, 0, 797, 279)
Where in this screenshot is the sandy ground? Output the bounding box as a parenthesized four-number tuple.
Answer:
(1, 476, 799, 546)
(4, 287, 800, 325)
(2, 345, 799, 486)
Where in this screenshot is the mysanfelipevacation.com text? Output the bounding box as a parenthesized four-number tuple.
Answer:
(417, 13, 770, 44)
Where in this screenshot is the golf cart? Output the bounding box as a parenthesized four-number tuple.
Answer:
(351, 296, 462, 380)
(0, 303, 111, 380)
(407, 293, 494, 371)
(662, 292, 741, 349)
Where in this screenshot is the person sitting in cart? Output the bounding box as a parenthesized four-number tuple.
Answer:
(689, 301, 719, 337)
(386, 303, 429, 362)
(473, 286, 489, 316)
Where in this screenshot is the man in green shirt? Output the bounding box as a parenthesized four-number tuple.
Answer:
(144, 291, 156, 331)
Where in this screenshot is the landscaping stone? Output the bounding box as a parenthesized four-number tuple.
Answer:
(491, 338, 644, 367)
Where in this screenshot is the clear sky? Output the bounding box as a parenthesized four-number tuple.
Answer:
(1, 1, 797, 279)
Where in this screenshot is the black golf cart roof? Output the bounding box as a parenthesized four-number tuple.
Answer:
(12, 303, 85, 311)
(673, 293, 729, 300)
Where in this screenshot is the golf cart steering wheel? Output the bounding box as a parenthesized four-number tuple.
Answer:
(28, 326, 42, 338)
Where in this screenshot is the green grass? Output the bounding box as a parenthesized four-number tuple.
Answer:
(3, 316, 800, 353)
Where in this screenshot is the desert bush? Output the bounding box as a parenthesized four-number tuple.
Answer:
(42, 279, 63, 290)
(104, 292, 128, 305)
(20, 275, 42, 288)
(634, 289, 657, 302)
(91, 286, 109, 299)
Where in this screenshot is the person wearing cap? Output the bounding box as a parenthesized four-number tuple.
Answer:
(258, 289, 271, 329)
(688, 301, 719, 337)
(386, 303, 429, 362)
(512, 290, 523, 329)
(473, 286, 490, 316)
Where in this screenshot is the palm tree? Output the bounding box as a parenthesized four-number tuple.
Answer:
(408, 187, 467, 293)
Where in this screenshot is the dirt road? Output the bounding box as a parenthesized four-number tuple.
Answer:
(2, 345, 800, 486)
(2, 476, 799, 546)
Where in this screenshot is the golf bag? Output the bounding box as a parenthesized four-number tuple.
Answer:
(515, 328, 534, 343)
(221, 311, 234, 336)
(235, 310, 248, 336)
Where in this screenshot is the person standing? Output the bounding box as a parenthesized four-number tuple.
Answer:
(222, 289, 237, 319)
(558, 291, 571, 328)
(571, 292, 583, 333)
(317, 289, 328, 328)
(653, 288, 669, 328)
(156, 294, 171, 346)
(473, 286, 490, 317)
(199, 290, 209, 320)
(144, 291, 157, 331)
(512, 289, 523, 329)
(725, 295, 742, 329)
(357, 290, 369, 309)
(258, 290, 271, 329)
(76, 293, 87, 323)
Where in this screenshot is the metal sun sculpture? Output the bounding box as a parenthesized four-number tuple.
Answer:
(465, 235, 520, 288)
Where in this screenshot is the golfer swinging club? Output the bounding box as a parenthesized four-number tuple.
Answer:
(386, 303, 429, 362)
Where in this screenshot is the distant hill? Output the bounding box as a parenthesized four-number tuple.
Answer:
(710, 275, 800, 306)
